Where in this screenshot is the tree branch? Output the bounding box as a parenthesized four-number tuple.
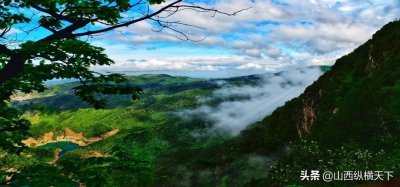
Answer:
(28, 4, 75, 23)
(37, 20, 90, 42)
(171, 5, 251, 17)
(0, 27, 12, 38)
(73, 0, 183, 37)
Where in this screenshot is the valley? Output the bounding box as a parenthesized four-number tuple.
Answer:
(5, 68, 324, 186)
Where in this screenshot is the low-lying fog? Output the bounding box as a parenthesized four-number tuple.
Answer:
(178, 67, 323, 135)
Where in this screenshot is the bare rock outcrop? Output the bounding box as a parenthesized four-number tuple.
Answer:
(22, 128, 119, 147)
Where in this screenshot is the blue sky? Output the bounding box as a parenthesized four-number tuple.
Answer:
(6, 0, 400, 78)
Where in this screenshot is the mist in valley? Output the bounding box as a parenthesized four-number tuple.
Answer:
(178, 67, 323, 136)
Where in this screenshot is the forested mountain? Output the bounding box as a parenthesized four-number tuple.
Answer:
(156, 20, 400, 186)
(5, 68, 321, 186)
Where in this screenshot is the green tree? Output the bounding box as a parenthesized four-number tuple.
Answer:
(0, 0, 243, 153)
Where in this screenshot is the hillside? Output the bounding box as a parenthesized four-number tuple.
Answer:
(14, 73, 275, 138)
(3, 68, 324, 186)
(154, 20, 400, 186)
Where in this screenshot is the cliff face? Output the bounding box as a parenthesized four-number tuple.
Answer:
(296, 94, 318, 138)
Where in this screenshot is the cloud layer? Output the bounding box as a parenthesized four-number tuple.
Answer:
(94, 0, 400, 74)
(177, 67, 323, 135)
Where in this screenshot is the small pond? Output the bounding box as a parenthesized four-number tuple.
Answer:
(39, 141, 80, 157)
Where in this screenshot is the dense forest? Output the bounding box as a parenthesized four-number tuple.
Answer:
(4, 70, 317, 186)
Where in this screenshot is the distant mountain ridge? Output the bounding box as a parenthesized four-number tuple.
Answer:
(14, 66, 328, 110)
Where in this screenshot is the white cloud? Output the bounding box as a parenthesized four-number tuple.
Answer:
(177, 67, 323, 135)
(92, 55, 290, 73)
(275, 22, 375, 43)
(236, 63, 264, 70)
(95, 0, 400, 74)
